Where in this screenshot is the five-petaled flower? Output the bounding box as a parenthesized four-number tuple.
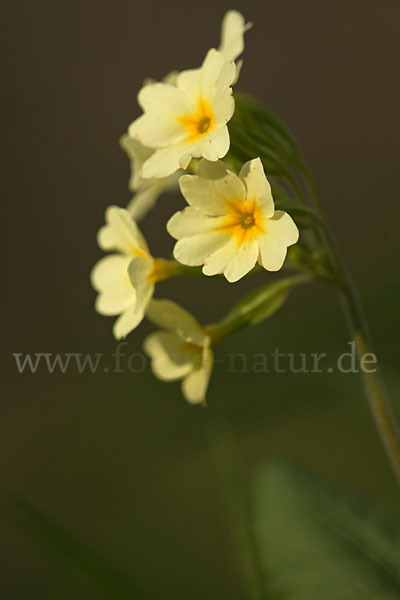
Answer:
(127, 9, 251, 181)
(144, 299, 214, 405)
(128, 48, 236, 179)
(167, 158, 299, 282)
(90, 207, 157, 339)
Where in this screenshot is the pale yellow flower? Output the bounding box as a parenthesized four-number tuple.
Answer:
(127, 10, 251, 180)
(120, 135, 180, 221)
(144, 299, 213, 405)
(128, 48, 236, 179)
(90, 206, 155, 339)
(167, 159, 299, 282)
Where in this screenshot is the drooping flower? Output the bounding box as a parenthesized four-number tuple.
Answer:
(128, 48, 236, 179)
(120, 135, 180, 221)
(167, 158, 299, 282)
(144, 299, 214, 405)
(90, 206, 156, 339)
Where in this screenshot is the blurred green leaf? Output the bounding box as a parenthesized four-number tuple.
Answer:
(253, 461, 400, 599)
(229, 93, 321, 212)
(233, 93, 301, 163)
(206, 423, 265, 600)
(0, 493, 146, 599)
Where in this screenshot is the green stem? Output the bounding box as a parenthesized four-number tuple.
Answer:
(341, 280, 400, 481)
(291, 158, 400, 481)
(318, 224, 400, 482)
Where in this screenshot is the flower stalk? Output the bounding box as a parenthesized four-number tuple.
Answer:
(343, 287, 400, 479)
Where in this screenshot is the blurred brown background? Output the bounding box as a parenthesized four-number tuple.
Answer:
(1, 1, 400, 598)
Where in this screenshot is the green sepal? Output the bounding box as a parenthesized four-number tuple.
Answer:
(219, 274, 311, 336)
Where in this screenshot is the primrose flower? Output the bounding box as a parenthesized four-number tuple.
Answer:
(128, 48, 236, 179)
(144, 299, 214, 405)
(90, 206, 156, 339)
(167, 158, 299, 282)
(120, 135, 180, 221)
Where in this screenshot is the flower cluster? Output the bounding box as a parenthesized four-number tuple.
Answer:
(91, 11, 301, 405)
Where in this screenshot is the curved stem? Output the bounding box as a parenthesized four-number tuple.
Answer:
(341, 280, 400, 481)
(319, 224, 400, 482)
(295, 157, 400, 481)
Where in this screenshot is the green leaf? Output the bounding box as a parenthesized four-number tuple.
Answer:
(233, 93, 301, 162)
(0, 493, 146, 599)
(230, 93, 319, 208)
(253, 461, 400, 599)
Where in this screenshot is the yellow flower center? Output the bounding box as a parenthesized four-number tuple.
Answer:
(178, 97, 215, 141)
(216, 199, 266, 247)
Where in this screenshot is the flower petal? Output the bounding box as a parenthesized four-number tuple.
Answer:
(257, 239, 287, 272)
(113, 304, 145, 340)
(200, 49, 233, 102)
(92, 255, 136, 315)
(146, 299, 207, 346)
(212, 85, 235, 125)
(258, 212, 299, 271)
(97, 206, 149, 255)
(173, 231, 228, 266)
(119, 135, 152, 191)
(144, 331, 196, 381)
(266, 210, 299, 246)
(167, 206, 225, 238)
(218, 10, 251, 62)
(91, 254, 132, 293)
(129, 83, 194, 149)
(182, 347, 213, 404)
(179, 159, 246, 215)
(141, 141, 193, 179)
(95, 290, 135, 317)
(128, 113, 184, 150)
(137, 82, 193, 117)
(239, 158, 274, 217)
(197, 125, 231, 161)
(176, 67, 202, 102)
(202, 237, 237, 276)
(128, 255, 155, 318)
(127, 182, 164, 222)
(224, 239, 259, 282)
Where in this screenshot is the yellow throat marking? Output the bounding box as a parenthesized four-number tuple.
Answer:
(178, 97, 215, 141)
(216, 199, 266, 247)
